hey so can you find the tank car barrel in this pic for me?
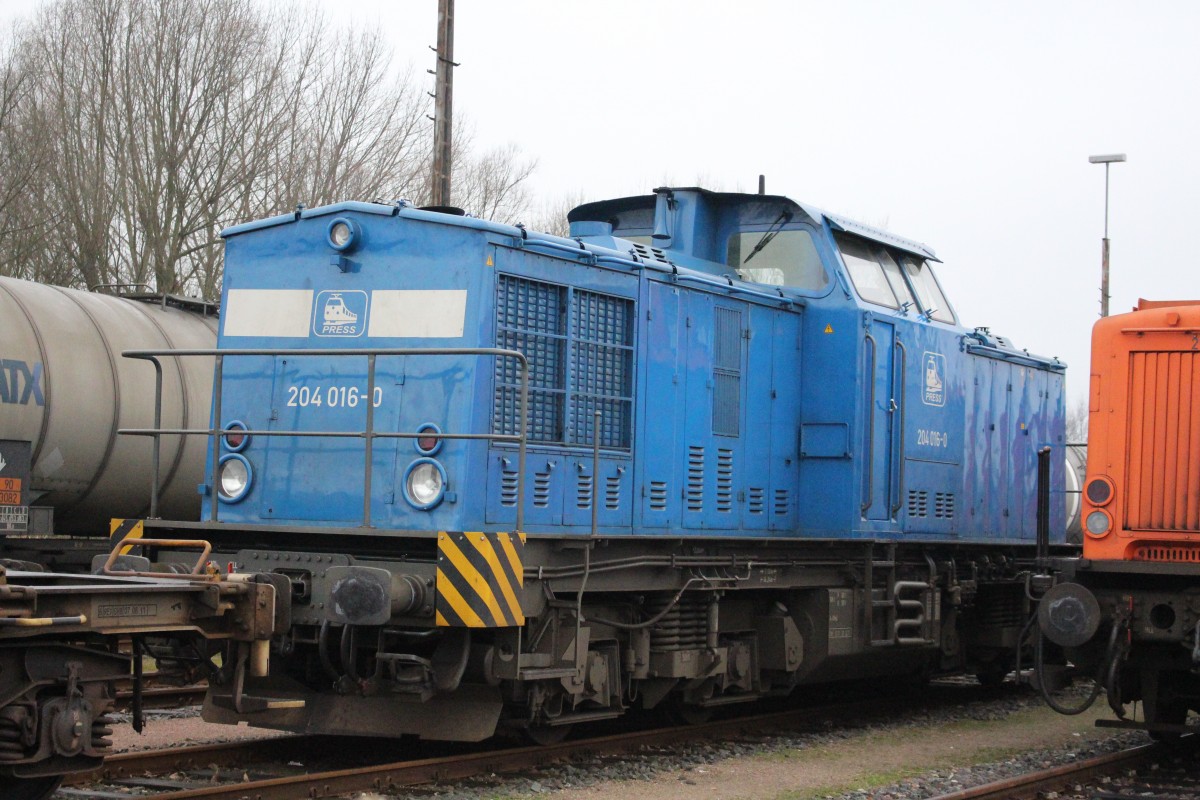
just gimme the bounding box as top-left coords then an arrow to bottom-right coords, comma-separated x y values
0,277 -> 216,532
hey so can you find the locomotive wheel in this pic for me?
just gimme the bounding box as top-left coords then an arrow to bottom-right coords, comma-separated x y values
525,723 -> 572,746
1143,671 -> 1188,742
0,774 -> 63,800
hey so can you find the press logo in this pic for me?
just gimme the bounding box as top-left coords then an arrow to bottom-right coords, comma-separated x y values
313,290 -> 368,337
922,351 -> 946,407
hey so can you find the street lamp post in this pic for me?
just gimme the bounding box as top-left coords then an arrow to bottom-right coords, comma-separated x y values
1088,153 -> 1126,317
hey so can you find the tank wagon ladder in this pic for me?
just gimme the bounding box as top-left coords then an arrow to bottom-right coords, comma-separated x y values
864,543 -> 936,647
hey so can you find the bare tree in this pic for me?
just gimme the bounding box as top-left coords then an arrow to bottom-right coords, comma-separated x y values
453,140 -> 536,223
1066,396 -> 1089,445
0,0 -> 539,298
523,190 -> 591,238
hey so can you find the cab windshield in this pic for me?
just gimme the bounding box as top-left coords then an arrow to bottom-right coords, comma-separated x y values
835,232 -> 955,323
726,229 -> 829,292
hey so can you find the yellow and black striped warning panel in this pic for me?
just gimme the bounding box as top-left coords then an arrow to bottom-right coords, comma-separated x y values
436,531 -> 525,628
109,519 -> 144,555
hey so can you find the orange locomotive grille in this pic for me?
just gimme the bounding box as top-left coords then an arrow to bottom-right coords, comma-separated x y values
1125,351 -> 1200,532
1130,543 -> 1200,562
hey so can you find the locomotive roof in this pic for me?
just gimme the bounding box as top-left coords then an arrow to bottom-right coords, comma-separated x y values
222,190 -> 939,264
569,187 -> 940,263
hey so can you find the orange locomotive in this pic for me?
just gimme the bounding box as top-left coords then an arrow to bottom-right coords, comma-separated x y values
1039,299 -> 1200,733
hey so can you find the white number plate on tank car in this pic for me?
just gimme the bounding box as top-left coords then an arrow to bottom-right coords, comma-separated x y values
286,385 -> 383,408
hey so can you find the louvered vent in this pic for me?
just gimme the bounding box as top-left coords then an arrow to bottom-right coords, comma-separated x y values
716,449 -> 734,512
934,492 -> 955,519
687,446 -> 705,511
500,467 -> 519,507
748,487 -> 765,515
534,471 -> 552,508
649,481 -> 668,510
629,242 -> 672,266
774,488 -> 790,516
908,490 -> 928,518
576,471 -> 593,509
1125,351 -> 1200,532
1131,544 -> 1200,563
606,475 -> 621,510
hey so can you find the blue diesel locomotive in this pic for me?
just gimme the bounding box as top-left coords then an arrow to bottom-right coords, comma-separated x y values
137,187 -> 1066,741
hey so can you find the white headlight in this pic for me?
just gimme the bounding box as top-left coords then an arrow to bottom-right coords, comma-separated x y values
1085,510 -> 1111,536
405,459 -> 445,509
330,221 -> 352,248
218,455 -> 251,503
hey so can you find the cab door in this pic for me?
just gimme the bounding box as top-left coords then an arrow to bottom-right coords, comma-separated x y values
862,320 -> 899,520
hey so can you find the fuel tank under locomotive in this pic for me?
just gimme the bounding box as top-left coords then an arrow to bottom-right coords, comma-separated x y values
0,277 -> 216,533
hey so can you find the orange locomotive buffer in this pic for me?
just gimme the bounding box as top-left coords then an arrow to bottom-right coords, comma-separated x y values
1083,299 -> 1200,561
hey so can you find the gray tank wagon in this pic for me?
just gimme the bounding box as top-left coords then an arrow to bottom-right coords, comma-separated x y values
0,277 -> 216,533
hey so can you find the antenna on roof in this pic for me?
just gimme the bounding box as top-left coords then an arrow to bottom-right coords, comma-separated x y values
758,175 -> 766,195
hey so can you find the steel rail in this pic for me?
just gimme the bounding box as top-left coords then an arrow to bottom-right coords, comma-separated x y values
928,740 -> 1184,800
64,685 -> 1010,800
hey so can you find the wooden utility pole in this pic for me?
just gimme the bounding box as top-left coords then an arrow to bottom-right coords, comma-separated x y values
430,0 -> 455,207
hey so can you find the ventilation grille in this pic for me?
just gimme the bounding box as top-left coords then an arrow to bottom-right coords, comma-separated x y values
649,481 -> 668,511
713,307 -> 742,437
576,472 -> 593,509
570,289 -> 634,448
494,275 -> 633,449
774,488 -> 790,516
1125,351 -> 1200,532
500,467 -> 519,507
606,475 -> 621,510
534,471 -> 552,508
748,487 -> 765,515
908,490 -> 955,520
1131,544 -> 1200,563
648,595 -> 708,651
716,449 -> 734,512
494,275 -> 565,443
687,446 -> 705,511
934,492 -> 955,519
629,242 -> 672,265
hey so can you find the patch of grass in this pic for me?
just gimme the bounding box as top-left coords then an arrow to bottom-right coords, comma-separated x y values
772,767 -> 925,800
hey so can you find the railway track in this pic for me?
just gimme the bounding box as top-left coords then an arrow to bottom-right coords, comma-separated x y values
59,682 -> 999,800
929,739 -> 1199,800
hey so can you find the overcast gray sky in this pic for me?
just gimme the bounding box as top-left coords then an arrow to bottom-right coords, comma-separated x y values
6,0 -> 1198,403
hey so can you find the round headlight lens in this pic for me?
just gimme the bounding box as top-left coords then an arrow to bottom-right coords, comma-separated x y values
415,423 -> 442,455
1085,477 -> 1113,506
330,221 -> 351,247
404,458 -> 446,510
327,217 -> 358,251
223,420 -> 249,452
217,454 -> 252,503
1085,510 -> 1112,537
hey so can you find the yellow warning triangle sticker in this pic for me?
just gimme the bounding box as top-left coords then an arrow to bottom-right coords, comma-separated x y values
486,254 -> 494,267
823,324 -> 834,334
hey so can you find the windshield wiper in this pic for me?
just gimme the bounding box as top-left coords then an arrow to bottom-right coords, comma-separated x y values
742,210 -> 793,264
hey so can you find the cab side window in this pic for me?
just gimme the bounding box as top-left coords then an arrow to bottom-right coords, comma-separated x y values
900,255 -> 955,323
836,233 -> 898,308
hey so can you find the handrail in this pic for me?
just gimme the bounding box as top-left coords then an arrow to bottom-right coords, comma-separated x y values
861,334 -> 877,515
120,347 -> 530,531
103,537 -> 214,580
891,340 -> 908,517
